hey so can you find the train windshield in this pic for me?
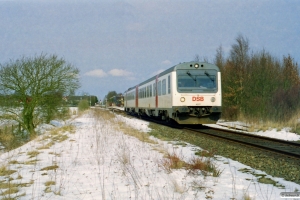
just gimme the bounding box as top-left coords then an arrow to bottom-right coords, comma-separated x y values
177,69 -> 218,93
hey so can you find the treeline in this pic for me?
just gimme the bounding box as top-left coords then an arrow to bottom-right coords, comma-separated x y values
103,91 -> 123,106
214,35 -> 300,124
66,95 -> 98,107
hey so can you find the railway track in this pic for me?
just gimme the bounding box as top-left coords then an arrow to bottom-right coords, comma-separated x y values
184,125 -> 300,159
109,107 -> 300,159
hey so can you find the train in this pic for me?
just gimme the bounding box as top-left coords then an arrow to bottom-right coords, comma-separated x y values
124,61 -> 221,124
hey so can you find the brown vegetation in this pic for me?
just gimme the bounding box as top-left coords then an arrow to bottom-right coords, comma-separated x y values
216,35 -> 300,132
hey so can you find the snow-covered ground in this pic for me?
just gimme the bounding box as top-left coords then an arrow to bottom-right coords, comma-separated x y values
0,108 -> 299,199
209,121 -> 300,141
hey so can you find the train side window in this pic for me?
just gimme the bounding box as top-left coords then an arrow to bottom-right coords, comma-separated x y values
153,83 -> 156,96
150,84 -> 152,97
146,86 -> 148,98
162,79 -> 166,95
168,75 -> 171,94
158,81 -> 161,96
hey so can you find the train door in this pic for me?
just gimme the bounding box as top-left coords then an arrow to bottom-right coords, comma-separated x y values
135,85 -> 138,108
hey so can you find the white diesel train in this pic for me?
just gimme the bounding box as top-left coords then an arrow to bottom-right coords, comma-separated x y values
124,61 -> 221,124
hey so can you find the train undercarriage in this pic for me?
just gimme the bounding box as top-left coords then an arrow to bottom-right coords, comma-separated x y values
125,106 -> 221,124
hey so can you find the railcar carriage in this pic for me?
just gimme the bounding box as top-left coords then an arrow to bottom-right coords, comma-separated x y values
124,61 -> 221,124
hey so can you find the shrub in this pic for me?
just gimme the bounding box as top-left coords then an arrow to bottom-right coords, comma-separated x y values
78,99 -> 89,112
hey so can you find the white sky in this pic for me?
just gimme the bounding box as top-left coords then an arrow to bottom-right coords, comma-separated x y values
0,0 -> 299,100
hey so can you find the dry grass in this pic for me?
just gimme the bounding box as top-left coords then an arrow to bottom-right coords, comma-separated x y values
0,186 -> 19,196
8,160 -> 20,165
92,108 -> 115,121
44,180 -> 56,194
0,125 -> 21,150
157,147 -> 223,177
0,131 -> 14,146
0,165 -> 30,199
93,108 -> 156,144
0,165 -> 16,176
37,124 -> 75,150
195,149 -> 216,157
187,157 -> 210,173
23,159 -> 40,165
59,125 -> 76,134
48,152 -> 61,157
44,180 -> 56,186
40,165 -> 59,171
160,149 -> 187,172
115,120 -> 156,144
37,142 -> 54,150
27,150 -> 40,158
238,111 -> 300,134
187,156 -> 222,177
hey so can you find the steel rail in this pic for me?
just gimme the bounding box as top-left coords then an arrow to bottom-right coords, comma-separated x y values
185,126 -> 300,159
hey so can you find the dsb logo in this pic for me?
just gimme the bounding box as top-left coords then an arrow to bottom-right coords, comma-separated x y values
192,96 -> 204,101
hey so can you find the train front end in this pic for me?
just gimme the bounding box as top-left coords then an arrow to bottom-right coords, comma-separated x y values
172,62 -> 221,124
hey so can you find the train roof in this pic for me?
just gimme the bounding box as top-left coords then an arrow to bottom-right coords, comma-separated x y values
124,61 -> 220,92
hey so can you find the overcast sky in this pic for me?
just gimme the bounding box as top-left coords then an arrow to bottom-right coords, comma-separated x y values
1,0 -> 299,100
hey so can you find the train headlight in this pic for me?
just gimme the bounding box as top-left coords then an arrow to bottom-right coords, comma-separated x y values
194,63 -> 199,68
180,97 -> 185,102
211,97 -> 216,102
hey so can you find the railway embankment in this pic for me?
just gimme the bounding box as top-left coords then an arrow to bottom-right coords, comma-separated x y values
147,121 -> 300,185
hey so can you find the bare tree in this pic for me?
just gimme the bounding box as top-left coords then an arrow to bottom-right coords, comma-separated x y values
194,54 -> 200,62
229,34 -> 250,112
0,54 -> 80,137
230,34 -> 249,68
214,45 -> 225,70
194,54 -> 209,63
